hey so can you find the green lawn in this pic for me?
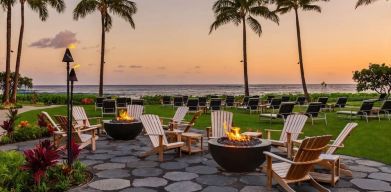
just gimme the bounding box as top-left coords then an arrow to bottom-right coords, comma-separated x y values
16,103 -> 391,165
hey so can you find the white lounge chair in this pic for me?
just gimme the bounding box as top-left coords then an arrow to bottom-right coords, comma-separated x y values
126,105 -> 144,120
206,110 -> 233,138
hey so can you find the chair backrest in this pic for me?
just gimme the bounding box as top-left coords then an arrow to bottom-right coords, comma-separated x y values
95,97 -> 104,107
127,105 -> 144,120
296,96 -> 306,105
277,102 -> 295,118
173,106 -> 189,123
326,123 -> 358,154
162,96 -> 171,104
211,111 -> 233,138
198,97 -> 207,107
358,101 -> 374,114
270,98 -> 282,109
210,99 -> 222,110
116,97 -> 127,108
252,95 -> 260,99
41,111 -> 61,132
54,115 -> 83,143
183,96 -> 189,104
305,102 -> 322,117
335,97 -> 348,108
285,135 -> 332,180
247,98 -> 259,109
103,99 -> 116,113
187,99 -> 199,110
132,99 -> 144,106
279,114 -> 308,142
72,106 -> 90,127
173,96 -> 184,107
380,100 -> 391,112
183,110 -> 202,132
266,95 -> 275,103
140,114 -> 168,147
210,95 -> 219,99
317,97 -> 328,108
242,96 -> 250,106
126,98 -> 132,105
225,96 -> 235,106
281,96 -> 290,102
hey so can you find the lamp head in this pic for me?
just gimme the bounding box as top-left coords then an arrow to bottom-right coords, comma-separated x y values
69,68 -> 78,82
62,48 -> 74,63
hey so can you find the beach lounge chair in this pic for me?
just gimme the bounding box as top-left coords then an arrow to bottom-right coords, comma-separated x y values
295,96 -> 306,105
102,99 -> 116,116
329,97 -> 348,111
304,102 -> 327,125
240,96 -> 250,108
140,114 -> 184,161
198,97 -> 208,112
210,95 -> 219,99
378,93 -> 388,101
161,106 -> 189,129
206,111 -> 233,138
73,106 -> 103,133
183,96 -> 189,105
317,97 -> 329,110
260,102 -> 295,122
161,96 -> 172,106
116,97 -> 127,109
42,111 -> 65,147
267,98 -> 282,112
265,114 -> 308,158
373,100 -> 391,120
173,96 -> 184,107
225,96 -> 235,108
266,95 -> 275,103
247,98 -> 260,114
126,105 -> 144,120
54,115 -> 99,151
132,99 -> 144,106
95,97 -> 104,111
126,97 -> 132,106
281,96 -> 290,102
186,99 -> 199,113
209,99 -> 222,112
264,135 -> 332,192
337,100 -> 376,122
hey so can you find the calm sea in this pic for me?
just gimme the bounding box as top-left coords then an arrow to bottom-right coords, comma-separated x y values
30,84 -> 358,96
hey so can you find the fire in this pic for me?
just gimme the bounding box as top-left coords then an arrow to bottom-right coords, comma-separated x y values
68,43 -> 77,49
117,110 -> 134,121
224,123 -> 249,142
72,64 -> 81,69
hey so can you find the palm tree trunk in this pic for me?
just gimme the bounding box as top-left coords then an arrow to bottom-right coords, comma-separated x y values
294,8 -> 310,102
242,17 -> 249,96
3,1 -> 12,104
11,0 -> 25,103
99,13 -> 106,96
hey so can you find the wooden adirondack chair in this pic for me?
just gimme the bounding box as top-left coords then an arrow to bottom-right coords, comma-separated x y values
264,135 -> 332,192
265,114 -> 308,158
72,106 -> 103,134
42,111 -> 66,147
54,115 -> 99,151
140,114 -> 184,161
161,106 -> 189,129
126,105 -> 144,120
41,111 -> 62,132
206,111 -> 233,138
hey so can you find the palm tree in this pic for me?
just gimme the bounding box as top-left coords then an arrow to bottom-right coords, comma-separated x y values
11,0 -> 65,103
209,0 -> 279,96
73,0 -> 137,96
1,0 -> 15,104
356,0 -> 384,8
273,0 -> 329,102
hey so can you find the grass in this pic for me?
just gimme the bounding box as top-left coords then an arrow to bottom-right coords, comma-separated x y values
14,103 -> 391,165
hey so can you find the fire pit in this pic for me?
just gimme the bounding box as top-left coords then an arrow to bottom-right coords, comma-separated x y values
208,127 -> 271,172
103,111 -> 143,140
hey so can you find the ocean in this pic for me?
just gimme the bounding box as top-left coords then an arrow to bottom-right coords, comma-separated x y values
30,84 -> 358,96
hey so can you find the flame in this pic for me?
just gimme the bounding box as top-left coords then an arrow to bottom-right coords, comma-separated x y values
117,110 -> 134,121
72,64 -> 80,69
224,122 -> 249,142
68,43 -> 77,49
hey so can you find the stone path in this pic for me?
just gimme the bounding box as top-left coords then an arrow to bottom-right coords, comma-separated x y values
1,132 -> 391,192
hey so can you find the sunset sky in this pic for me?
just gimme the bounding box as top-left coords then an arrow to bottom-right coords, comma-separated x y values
0,0 -> 390,85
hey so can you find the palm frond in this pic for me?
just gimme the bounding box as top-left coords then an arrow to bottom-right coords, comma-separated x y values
73,0 -> 99,20
108,0 -> 137,29
44,0 -> 65,13
356,0 -> 379,8
246,16 -> 262,36
249,6 -> 279,24
209,13 -> 242,34
28,0 -> 49,21
301,4 -> 321,12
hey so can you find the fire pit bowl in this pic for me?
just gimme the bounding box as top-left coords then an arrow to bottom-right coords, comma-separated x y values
208,138 -> 271,172
103,120 -> 143,140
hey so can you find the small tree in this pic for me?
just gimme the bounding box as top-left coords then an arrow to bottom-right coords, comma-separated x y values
353,63 -> 391,98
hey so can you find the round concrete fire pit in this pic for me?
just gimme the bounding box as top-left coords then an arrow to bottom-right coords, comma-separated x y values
103,120 -> 143,140
208,138 -> 271,172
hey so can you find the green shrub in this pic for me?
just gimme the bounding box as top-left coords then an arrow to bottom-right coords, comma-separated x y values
0,151 -> 29,191
13,125 -> 49,142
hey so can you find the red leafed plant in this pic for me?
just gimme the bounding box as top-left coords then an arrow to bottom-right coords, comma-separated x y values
70,139 -> 81,161
21,140 -> 60,185
81,98 -> 93,105
37,114 -> 48,128
1,120 -> 13,136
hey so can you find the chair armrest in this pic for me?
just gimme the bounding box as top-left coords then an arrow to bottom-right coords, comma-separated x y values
54,131 -> 65,135
160,117 -> 173,120
206,127 -> 211,138
145,133 -> 164,136
79,127 -> 99,132
328,144 -> 344,148
264,152 -> 294,164
88,117 -> 102,120
265,129 -> 282,139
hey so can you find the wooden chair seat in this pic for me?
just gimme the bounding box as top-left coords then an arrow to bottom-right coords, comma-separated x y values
165,142 -> 185,149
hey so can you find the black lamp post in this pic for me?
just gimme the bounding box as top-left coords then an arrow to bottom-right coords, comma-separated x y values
62,48 -> 74,166
69,68 -> 78,162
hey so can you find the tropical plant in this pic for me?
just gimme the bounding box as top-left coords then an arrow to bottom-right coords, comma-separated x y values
0,151 -> 29,191
37,113 -> 48,128
0,72 -> 34,98
0,109 -> 19,139
11,0 -> 65,103
210,0 -> 279,96
73,0 -> 137,96
356,0 -> 386,8
353,63 -> 391,98
0,0 -> 16,104
273,0 -> 329,102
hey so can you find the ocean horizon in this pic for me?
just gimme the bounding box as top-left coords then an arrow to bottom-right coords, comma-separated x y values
29,84 -> 361,96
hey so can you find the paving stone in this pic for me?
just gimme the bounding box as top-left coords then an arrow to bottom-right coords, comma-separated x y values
164,181 -> 202,192
108,150 -> 133,156
351,178 -> 391,191
196,175 -> 237,186
340,155 -> 359,160
81,160 -> 102,166
351,171 -> 368,178
160,161 -> 188,170
119,188 -> 157,192
0,145 -> 17,151
132,168 -> 163,177
239,175 -> 267,186
177,156 -> 207,164
186,165 -> 219,174
93,163 -> 125,170
380,166 -> 391,173
87,154 -> 112,160
369,172 -> 391,182
68,187 -> 101,192
96,169 -> 130,178
202,186 -> 238,192
331,188 -> 360,192
111,156 -> 139,163
91,149 -> 112,154
349,165 -> 379,173
240,186 -> 277,192
133,177 -> 167,188
89,179 -> 130,191
127,161 -> 158,168
202,160 -> 219,168
163,172 -> 199,181
145,154 -> 175,161
334,179 -> 353,188
355,159 -> 385,167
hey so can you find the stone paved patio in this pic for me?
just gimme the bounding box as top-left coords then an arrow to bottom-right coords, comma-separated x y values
1,131 -> 391,192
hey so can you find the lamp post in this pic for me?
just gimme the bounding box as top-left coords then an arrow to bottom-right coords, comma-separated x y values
69,68 -> 78,162
62,48 -> 74,166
